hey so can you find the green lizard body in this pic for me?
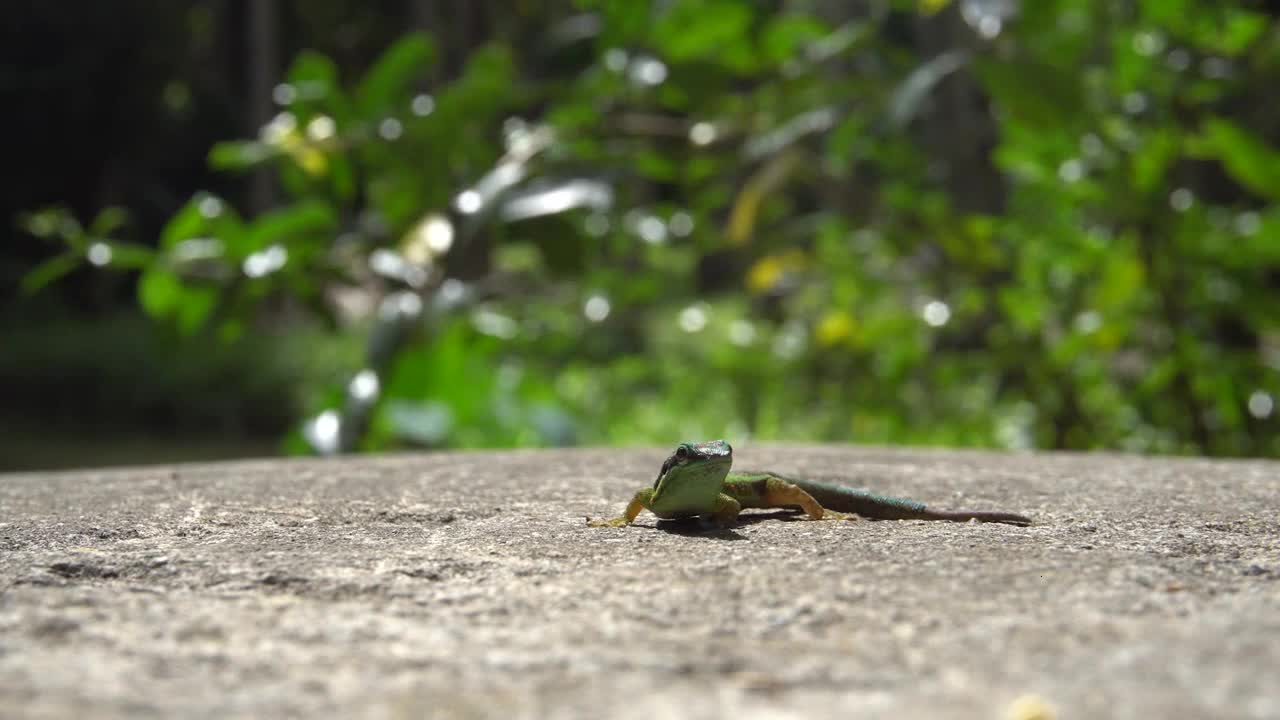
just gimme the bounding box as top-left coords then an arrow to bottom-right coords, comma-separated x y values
588,440 -> 1032,528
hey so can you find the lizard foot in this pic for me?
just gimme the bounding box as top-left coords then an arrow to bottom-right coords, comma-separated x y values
586,517 -> 630,528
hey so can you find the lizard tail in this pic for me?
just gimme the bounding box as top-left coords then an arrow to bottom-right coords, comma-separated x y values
789,478 -> 1032,526
788,479 -> 931,520
917,509 -> 1032,526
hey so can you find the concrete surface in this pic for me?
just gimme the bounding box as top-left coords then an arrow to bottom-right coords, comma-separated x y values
1,445 -> 1277,719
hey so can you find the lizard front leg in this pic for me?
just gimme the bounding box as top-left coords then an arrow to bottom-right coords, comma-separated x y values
588,488 -> 654,527
706,492 -> 743,527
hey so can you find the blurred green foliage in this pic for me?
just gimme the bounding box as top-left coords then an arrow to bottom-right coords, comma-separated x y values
21,0 -> 1280,457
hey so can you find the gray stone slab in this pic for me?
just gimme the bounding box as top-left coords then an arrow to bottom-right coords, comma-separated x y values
1,445 -> 1277,719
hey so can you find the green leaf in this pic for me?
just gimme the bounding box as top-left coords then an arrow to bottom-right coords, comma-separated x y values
1130,128 -> 1179,193
1217,10 -> 1267,55
288,51 -> 354,124
137,267 -> 217,333
89,242 -> 155,269
161,194 -> 246,257
635,149 -> 679,181
138,267 -> 184,318
1194,118 -> 1280,201
160,197 -> 208,249
585,0 -> 650,46
357,33 -> 435,119
1139,0 -> 1190,28
288,51 -> 341,100
236,202 -> 336,256
1242,209 -> 1280,263
427,45 -> 516,147
761,14 -> 830,64
20,207 -> 66,239
1093,253 -> 1145,310
977,58 -> 1082,130
888,51 -> 969,128
209,141 -> 275,171
20,206 -> 83,247
998,287 -> 1045,333
384,324 -> 500,421
20,252 -> 80,295
327,154 -> 357,201
654,1 -> 754,66
175,288 -> 219,335
87,206 -> 128,237
384,400 -> 454,446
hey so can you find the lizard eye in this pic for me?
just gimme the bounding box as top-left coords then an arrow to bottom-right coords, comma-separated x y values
655,456 -> 677,488
675,445 -> 689,459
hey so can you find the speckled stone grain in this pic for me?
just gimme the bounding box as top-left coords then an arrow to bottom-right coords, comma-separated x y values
1,445 -> 1277,719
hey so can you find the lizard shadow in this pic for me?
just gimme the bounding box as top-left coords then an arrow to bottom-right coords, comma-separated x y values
653,509 -> 809,540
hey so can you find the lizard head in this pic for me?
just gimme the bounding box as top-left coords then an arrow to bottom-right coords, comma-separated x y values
650,441 -> 734,512
654,440 -> 734,486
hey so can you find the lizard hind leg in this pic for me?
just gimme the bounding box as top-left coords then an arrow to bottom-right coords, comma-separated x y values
763,477 -> 842,521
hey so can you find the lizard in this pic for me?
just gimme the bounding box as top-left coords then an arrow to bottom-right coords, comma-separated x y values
588,440 -> 1032,528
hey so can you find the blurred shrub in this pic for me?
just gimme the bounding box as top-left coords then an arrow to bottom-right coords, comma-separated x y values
24,0 -> 1280,456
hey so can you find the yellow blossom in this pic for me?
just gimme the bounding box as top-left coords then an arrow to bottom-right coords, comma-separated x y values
816,310 -> 855,346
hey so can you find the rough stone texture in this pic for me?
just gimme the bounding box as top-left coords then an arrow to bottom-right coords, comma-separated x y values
1,445 -> 1277,719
